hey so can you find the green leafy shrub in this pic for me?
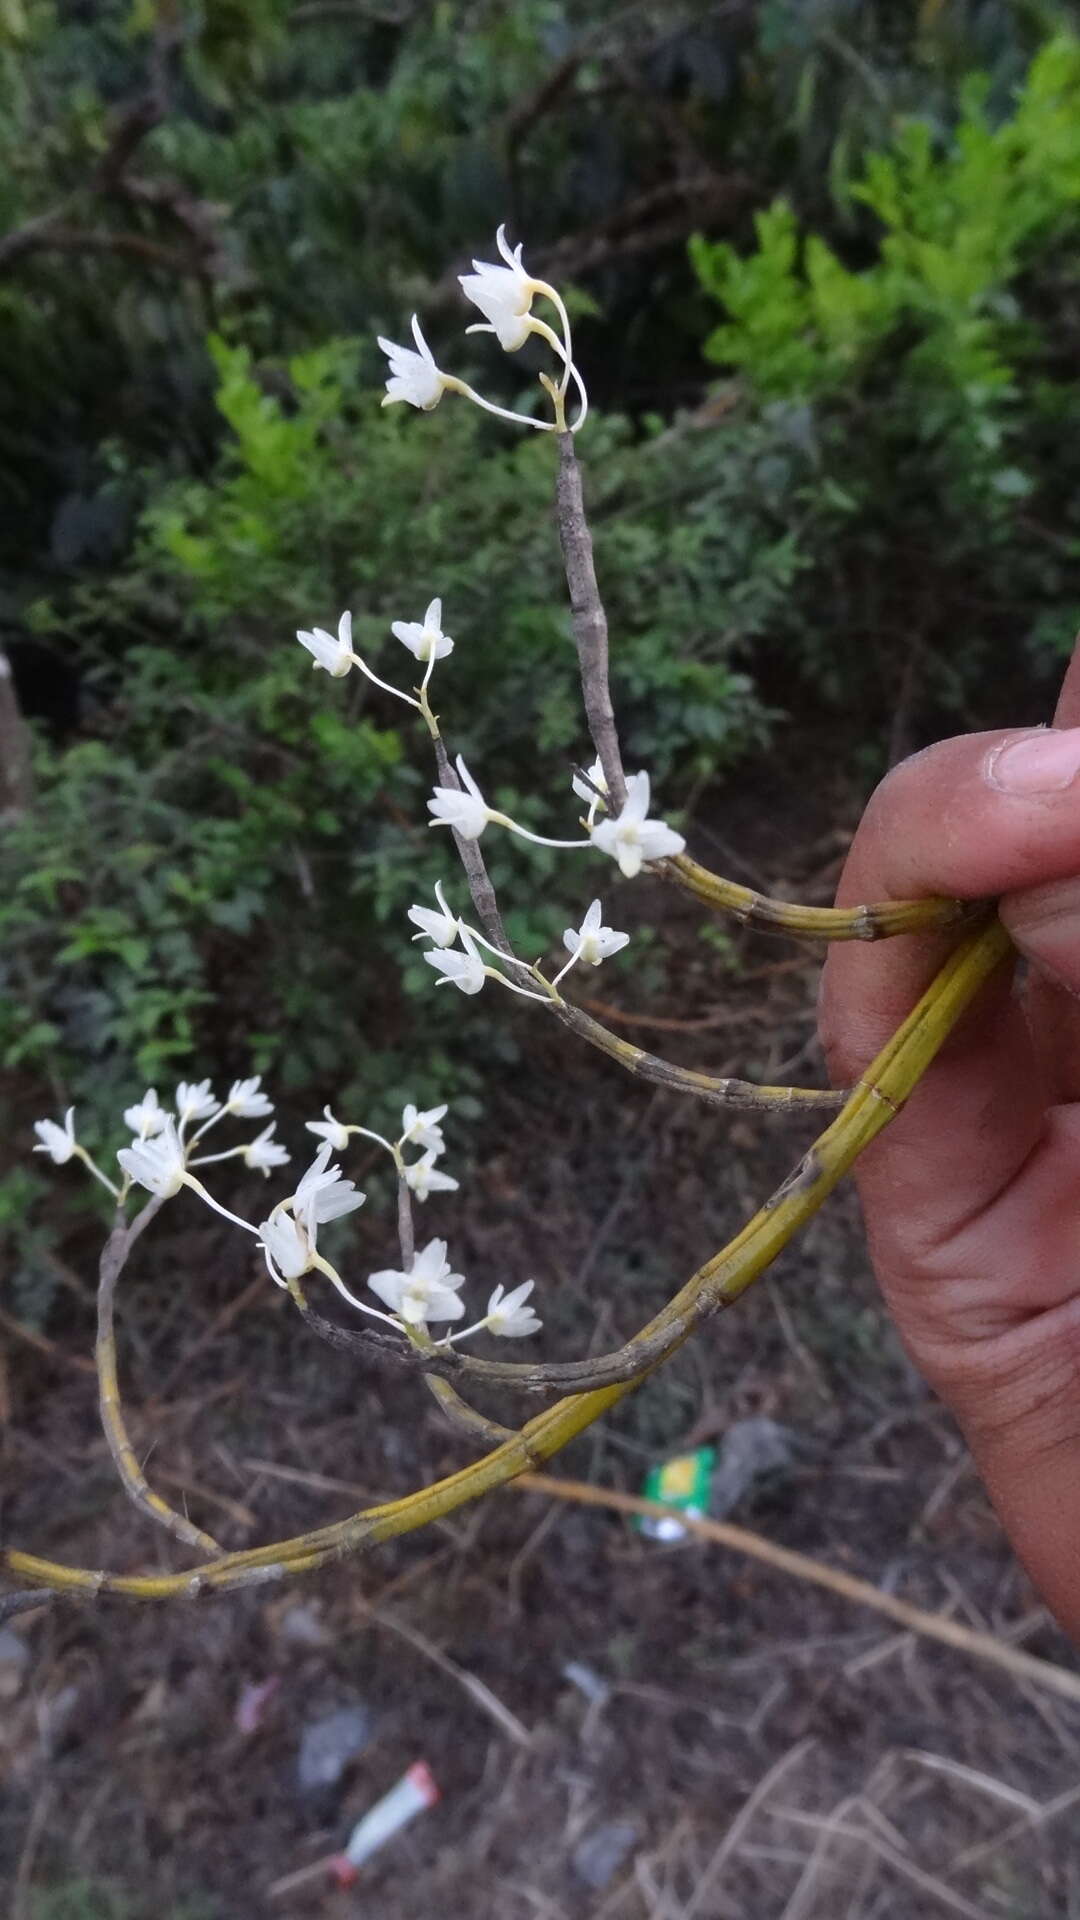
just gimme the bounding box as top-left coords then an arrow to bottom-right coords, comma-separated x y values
689,31 -> 1080,714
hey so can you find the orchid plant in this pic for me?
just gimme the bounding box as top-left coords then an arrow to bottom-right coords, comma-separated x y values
5,228 -> 1006,1608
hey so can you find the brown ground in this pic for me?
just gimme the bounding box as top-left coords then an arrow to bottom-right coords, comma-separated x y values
3,782 -> 1080,1920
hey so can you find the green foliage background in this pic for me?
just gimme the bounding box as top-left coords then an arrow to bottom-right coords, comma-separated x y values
3,0 -> 1080,1308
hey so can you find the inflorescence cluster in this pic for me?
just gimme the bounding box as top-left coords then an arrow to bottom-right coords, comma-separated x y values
31,229 -> 689,1365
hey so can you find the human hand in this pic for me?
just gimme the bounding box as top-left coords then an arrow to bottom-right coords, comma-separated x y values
820,647 -> 1080,1638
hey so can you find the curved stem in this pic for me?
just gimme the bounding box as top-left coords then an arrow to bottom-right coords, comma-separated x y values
550,947 -> 581,991
182,1175 -> 259,1236
348,651 -> 420,711
483,966 -> 554,1003
186,1107 -> 227,1151
442,374 -> 556,433
349,1125 -> 399,1162
419,647 -> 438,698
186,1147 -> 243,1168
527,316 -> 588,429
311,1252 -> 402,1328
487,809 -> 592,849
528,279 -> 574,394
74,1146 -> 120,1200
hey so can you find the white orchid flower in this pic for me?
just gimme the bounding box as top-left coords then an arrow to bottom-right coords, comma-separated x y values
124,1088 -> 167,1141
368,1237 -> 466,1325
305,1106 -> 351,1152
408,879 -> 460,949
572,756 -> 608,826
226,1076 -> 274,1119
117,1118 -> 186,1199
561,900 -> 630,969
243,1124 -> 291,1177
378,315 -> 446,411
400,1102 -> 448,1154
291,1139 -> 365,1233
571,758 -> 607,805
34,1107 -> 120,1198
459,226 -> 535,352
259,1212 -> 313,1285
33,1108 -> 78,1166
485,1279 -> 542,1338
589,771 -> 685,879
423,925 -> 487,995
391,598 -> 453,665
427,754 -> 588,855
427,754 -> 490,840
297,610 -> 355,678
176,1079 -> 218,1126
404,1151 -> 460,1202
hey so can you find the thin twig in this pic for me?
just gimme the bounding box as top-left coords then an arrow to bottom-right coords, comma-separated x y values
0,1304 -> 96,1376
514,1474 -> 1080,1707
11,1782 -> 54,1920
683,1740 -> 815,1918
151,1271 -> 267,1403
0,1590 -> 54,1625
363,1601 -> 531,1745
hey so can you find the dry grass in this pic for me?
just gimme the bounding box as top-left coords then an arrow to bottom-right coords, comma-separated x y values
3,798 -> 1080,1918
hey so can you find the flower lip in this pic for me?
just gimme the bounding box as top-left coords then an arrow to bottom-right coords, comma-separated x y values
589,770 -> 685,879
124,1088 -> 167,1142
485,1278 -> 542,1338
368,1237 -> 467,1325
404,1151 -> 460,1201
305,1105 -> 350,1152
243,1123 -> 291,1175
298,610 -> 353,678
401,1102 -> 448,1153
424,926 -> 487,995
117,1117 -> 186,1199
458,226 -> 537,352
408,879 -> 460,948
378,315 -> 446,411
260,1212 -> 313,1284
33,1107 -> 78,1165
572,757 -> 608,804
562,899 -> 630,968
227,1075 -> 274,1119
292,1138 -> 365,1231
391,597 -> 454,664
427,754 -> 490,840
176,1078 -> 218,1124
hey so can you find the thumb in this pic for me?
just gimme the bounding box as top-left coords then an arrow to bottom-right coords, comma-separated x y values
989,730 -> 1080,1095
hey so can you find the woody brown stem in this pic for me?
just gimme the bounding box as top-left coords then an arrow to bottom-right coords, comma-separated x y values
555,432 -> 627,810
